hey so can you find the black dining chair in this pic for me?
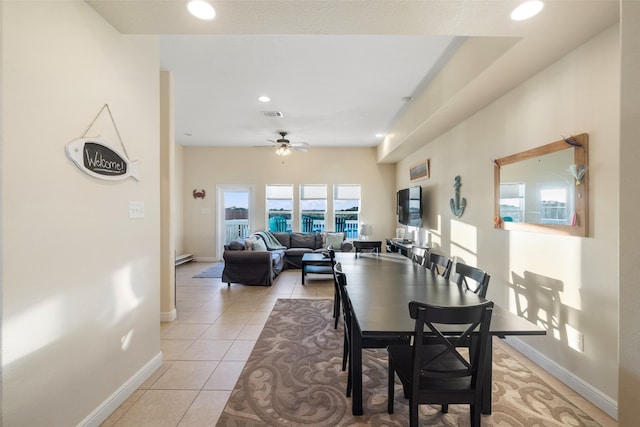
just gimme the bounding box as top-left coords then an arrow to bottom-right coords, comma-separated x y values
387,300 -> 494,427
454,262 -> 491,298
427,252 -> 453,279
410,247 -> 429,267
335,269 -> 411,396
328,249 -> 342,328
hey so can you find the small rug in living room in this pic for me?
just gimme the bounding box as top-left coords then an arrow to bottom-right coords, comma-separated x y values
193,263 -> 224,278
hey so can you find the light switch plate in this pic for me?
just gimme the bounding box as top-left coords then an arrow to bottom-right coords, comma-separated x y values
129,201 -> 145,219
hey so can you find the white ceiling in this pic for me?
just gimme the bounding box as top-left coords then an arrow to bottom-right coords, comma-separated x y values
87,0 -> 619,161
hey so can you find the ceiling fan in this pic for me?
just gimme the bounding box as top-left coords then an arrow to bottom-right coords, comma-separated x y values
265,131 -> 310,156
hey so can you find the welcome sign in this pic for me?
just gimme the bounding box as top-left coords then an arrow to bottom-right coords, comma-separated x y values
66,136 -> 140,181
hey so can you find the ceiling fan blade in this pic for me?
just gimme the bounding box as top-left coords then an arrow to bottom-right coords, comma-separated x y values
293,147 -> 309,153
291,141 -> 309,147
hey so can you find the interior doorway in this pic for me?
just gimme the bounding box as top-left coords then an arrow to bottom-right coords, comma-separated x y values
217,185 -> 254,257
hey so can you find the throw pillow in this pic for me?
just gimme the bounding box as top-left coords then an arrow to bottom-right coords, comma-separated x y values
244,235 -> 258,251
252,239 -> 267,251
228,240 -> 244,250
326,232 -> 344,250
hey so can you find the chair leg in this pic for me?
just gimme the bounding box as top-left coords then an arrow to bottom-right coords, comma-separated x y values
441,403 -> 449,413
342,334 -> 348,371
387,365 -> 395,414
346,357 -> 352,397
470,403 -> 481,427
409,398 -> 418,427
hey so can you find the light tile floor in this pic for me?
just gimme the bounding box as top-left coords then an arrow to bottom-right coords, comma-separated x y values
101,262 -> 617,427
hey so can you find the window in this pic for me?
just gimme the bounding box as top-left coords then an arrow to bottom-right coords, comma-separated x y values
334,184 -> 360,238
266,184 -> 293,232
300,184 -> 326,232
499,182 -> 525,223
539,186 -> 570,225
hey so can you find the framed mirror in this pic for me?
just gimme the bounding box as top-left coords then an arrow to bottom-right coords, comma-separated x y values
494,133 -> 589,236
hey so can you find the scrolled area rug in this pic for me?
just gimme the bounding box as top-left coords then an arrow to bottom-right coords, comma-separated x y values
216,299 -> 602,427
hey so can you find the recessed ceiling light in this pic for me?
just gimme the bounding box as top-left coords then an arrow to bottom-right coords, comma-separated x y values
258,96 -> 271,103
375,133 -> 385,138
186,0 -> 216,21
511,1 -> 544,21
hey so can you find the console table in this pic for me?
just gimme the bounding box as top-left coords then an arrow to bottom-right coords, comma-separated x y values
353,240 -> 382,257
386,239 -> 425,257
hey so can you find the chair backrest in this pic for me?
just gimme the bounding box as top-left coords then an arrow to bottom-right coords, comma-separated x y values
335,271 -> 351,326
328,248 -> 336,264
454,263 -> 490,298
408,300 -> 493,387
428,253 -> 452,279
411,247 -> 428,266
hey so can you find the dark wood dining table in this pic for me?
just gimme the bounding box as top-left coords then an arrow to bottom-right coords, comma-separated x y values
334,252 -> 547,416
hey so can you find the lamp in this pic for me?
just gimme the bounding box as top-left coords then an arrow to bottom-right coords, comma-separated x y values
359,224 -> 372,240
569,164 -> 587,185
186,0 -> 216,20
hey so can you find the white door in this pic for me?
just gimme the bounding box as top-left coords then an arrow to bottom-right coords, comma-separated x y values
217,185 -> 254,256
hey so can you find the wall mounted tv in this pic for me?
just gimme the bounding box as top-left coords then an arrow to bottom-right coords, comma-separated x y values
397,185 -> 422,227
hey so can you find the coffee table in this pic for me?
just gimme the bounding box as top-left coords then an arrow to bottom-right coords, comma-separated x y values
301,253 -> 334,284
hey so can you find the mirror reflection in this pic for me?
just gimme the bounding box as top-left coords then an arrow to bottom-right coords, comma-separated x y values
499,149 -> 575,225
494,133 -> 588,236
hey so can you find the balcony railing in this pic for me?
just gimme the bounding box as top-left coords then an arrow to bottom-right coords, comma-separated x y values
227,218 -> 360,242
225,220 -> 249,243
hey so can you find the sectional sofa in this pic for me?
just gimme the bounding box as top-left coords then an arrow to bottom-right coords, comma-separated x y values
222,231 -> 353,286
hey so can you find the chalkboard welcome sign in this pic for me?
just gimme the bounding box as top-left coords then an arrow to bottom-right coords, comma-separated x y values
66,137 -> 140,181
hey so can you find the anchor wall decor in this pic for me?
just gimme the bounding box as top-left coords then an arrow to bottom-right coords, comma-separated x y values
449,175 -> 466,218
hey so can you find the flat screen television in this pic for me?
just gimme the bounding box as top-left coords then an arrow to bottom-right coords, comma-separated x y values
397,185 -> 422,227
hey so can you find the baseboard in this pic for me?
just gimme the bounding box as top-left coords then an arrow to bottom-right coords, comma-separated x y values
77,352 -> 163,427
160,308 -> 177,322
505,337 -> 618,420
194,256 -> 217,262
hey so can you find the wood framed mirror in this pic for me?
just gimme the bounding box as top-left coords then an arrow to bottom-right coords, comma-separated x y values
494,133 -> 589,236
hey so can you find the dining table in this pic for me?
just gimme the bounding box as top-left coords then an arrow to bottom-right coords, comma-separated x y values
334,251 -> 547,416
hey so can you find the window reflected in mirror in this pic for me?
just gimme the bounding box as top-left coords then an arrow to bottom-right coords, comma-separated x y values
494,133 -> 588,236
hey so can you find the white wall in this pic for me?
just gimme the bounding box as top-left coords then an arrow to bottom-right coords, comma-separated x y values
181,146 -> 395,260
618,1 -> 640,424
395,25 -> 620,414
2,2 -> 161,425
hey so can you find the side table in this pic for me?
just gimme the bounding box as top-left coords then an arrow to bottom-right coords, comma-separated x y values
301,253 -> 334,284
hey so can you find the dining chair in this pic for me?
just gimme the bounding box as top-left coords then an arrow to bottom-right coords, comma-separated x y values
410,246 -> 429,267
387,300 -> 494,427
454,262 -> 491,298
328,249 -> 342,328
335,270 -> 411,397
427,252 -> 453,279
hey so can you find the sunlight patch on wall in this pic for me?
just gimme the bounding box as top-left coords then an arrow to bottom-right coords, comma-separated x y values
4,297 -> 65,366
450,219 -> 478,265
107,264 -> 144,326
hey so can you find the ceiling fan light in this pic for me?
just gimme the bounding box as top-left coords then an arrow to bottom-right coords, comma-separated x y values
186,0 -> 216,20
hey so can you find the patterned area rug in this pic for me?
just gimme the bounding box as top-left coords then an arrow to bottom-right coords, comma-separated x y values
193,263 -> 224,278
217,299 -> 601,426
